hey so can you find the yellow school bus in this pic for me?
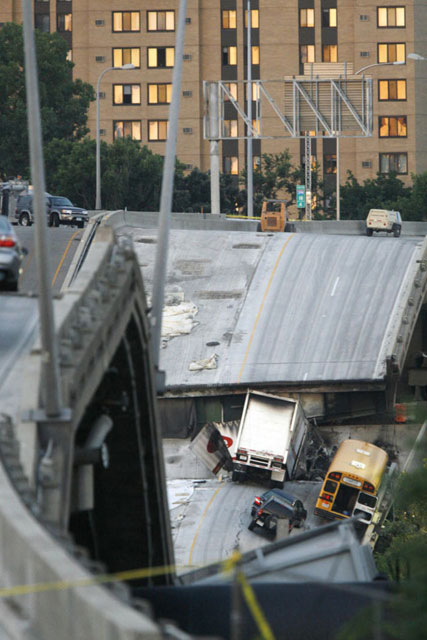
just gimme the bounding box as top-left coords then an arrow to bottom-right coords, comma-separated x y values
314,439 -> 388,526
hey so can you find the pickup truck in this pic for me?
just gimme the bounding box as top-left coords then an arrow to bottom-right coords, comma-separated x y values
231,391 -> 309,487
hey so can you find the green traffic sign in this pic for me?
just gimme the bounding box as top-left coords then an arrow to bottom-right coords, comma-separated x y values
296,185 -> 305,208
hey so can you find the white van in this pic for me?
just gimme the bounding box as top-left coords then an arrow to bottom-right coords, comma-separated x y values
366,209 -> 402,237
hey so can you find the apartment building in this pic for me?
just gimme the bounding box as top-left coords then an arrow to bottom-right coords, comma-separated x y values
1,1 -> 426,186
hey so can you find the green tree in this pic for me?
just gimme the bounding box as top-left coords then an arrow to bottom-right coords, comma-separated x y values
0,22 -> 94,179
340,171 -> 414,220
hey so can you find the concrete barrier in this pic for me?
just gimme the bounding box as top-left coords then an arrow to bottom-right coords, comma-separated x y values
92,210 -> 427,236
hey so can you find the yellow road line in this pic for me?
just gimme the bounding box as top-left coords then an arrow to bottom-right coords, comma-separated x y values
51,230 -> 80,287
237,234 -> 295,383
188,484 -> 224,567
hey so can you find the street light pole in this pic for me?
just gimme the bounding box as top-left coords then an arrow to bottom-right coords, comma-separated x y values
95,63 -> 135,210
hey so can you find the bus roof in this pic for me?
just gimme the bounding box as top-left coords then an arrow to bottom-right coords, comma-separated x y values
328,439 -> 388,490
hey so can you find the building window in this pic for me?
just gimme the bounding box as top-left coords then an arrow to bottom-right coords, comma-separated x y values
245,9 -> 259,28
323,45 -> 338,62
378,43 -> 406,63
378,79 -> 406,100
113,48 -> 140,68
147,11 -> 175,31
300,8 -> 314,28
112,11 -> 140,32
148,83 -> 172,104
379,152 -> 407,174
113,84 -> 141,105
66,50 -> 73,62
222,10 -> 236,29
224,120 -> 238,137
251,46 -> 260,65
324,154 -> 337,174
34,14 -> 50,32
377,7 -> 405,27
379,115 -> 407,137
222,46 -> 237,66
246,83 -> 260,101
57,13 -> 72,32
147,47 -> 174,68
322,8 -> 337,27
300,45 -> 315,63
224,83 -> 238,101
253,156 -> 261,170
113,121 -> 141,141
148,120 -> 169,141
223,156 -> 239,175
252,119 -> 261,135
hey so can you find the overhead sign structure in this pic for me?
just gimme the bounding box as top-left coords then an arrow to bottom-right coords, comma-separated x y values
296,185 -> 306,208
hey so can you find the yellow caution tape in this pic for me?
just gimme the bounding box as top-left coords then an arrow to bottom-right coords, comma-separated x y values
0,564 -> 177,598
223,551 -> 276,640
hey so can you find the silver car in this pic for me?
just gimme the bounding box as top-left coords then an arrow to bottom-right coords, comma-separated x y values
0,216 -> 27,291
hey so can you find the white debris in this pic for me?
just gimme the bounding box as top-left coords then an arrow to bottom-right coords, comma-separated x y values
161,300 -> 198,346
189,353 -> 219,371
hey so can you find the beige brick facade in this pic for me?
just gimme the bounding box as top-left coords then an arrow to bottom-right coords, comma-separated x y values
1,0 -> 426,185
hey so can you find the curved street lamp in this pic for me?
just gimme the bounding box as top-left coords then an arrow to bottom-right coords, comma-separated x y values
355,60 -> 405,75
95,63 -> 135,210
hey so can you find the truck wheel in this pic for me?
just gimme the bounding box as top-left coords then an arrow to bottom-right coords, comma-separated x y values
248,519 -> 256,531
366,228 -> 373,236
256,222 -> 262,232
19,212 -> 31,227
393,225 -> 401,238
51,213 -> 60,228
270,479 -> 284,489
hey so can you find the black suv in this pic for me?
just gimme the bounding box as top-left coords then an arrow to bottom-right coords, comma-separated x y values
248,489 -> 307,539
16,194 -> 88,228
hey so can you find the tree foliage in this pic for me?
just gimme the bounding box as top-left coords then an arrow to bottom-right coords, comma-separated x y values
0,22 -> 94,179
340,171 -> 427,221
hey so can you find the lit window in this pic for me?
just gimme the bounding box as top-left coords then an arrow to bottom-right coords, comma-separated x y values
251,46 -> 260,65
224,120 -> 238,137
245,9 -> 259,28
300,9 -> 314,28
377,7 -> 405,27
66,50 -> 73,62
222,46 -> 237,66
379,152 -> 407,174
222,10 -> 236,29
224,83 -> 238,101
57,13 -> 72,31
252,119 -> 261,135
322,8 -> 337,27
113,48 -> 140,68
378,43 -> 406,63
253,156 -> 261,170
147,11 -> 175,31
148,83 -> 172,104
112,11 -> 140,32
323,45 -> 338,62
378,79 -> 406,101
300,45 -> 315,63
379,116 -> 407,137
147,47 -> 175,68
113,121 -> 141,141
223,156 -> 239,175
246,83 -> 260,101
324,154 -> 337,174
113,84 -> 141,105
148,120 -> 169,141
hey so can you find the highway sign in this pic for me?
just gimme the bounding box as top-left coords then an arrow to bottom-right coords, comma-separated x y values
296,185 -> 305,208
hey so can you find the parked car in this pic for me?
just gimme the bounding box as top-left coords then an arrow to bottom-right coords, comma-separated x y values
15,193 -> 88,229
248,489 -> 307,539
0,216 -> 28,291
366,209 -> 402,237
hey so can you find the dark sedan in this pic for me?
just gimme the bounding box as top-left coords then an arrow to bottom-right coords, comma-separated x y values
248,488 -> 307,539
0,216 -> 27,291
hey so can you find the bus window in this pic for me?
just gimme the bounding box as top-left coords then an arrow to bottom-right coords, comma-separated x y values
357,492 -> 377,509
353,509 -> 372,522
332,484 -> 358,516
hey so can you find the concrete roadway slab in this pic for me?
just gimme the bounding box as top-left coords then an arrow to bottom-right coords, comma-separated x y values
121,227 -> 423,390
163,439 -> 322,575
